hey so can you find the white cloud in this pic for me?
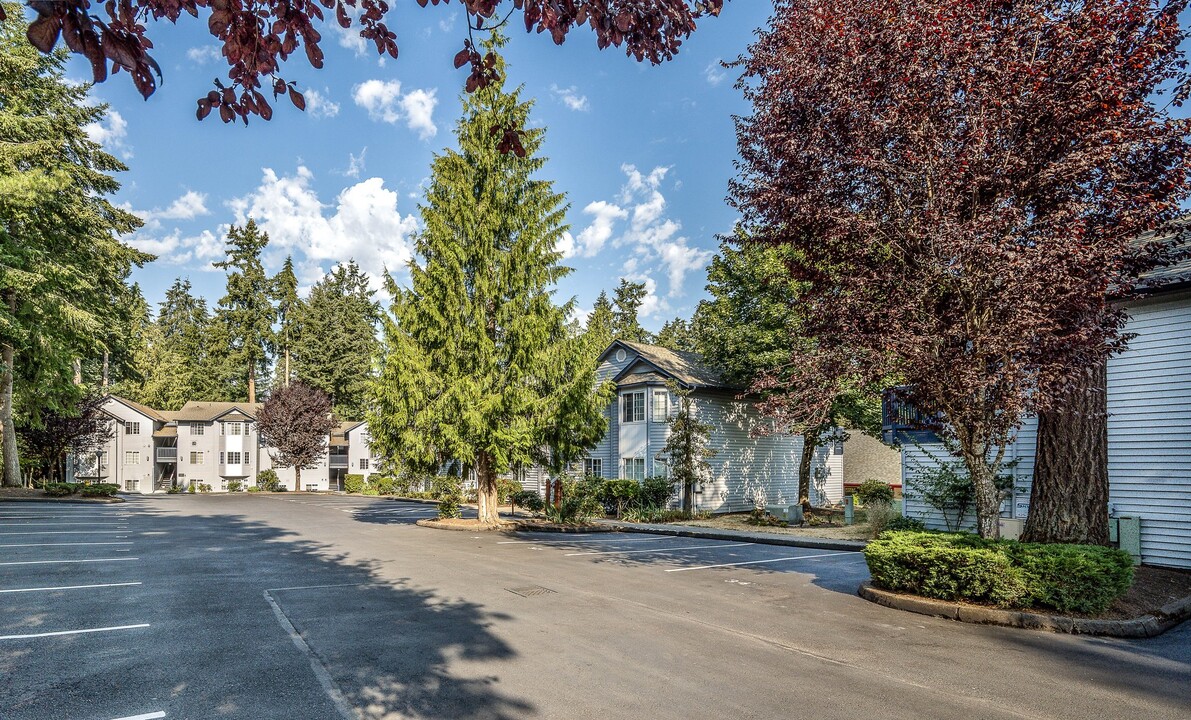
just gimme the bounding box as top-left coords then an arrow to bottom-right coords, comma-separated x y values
333,4 -> 367,56
84,110 -> 131,158
562,201 -> 628,258
304,88 -> 340,119
227,166 -> 419,291
124,228 -> 223,266
187,46 -> 223,64
439,14 -> 458,32
341,148 -> 367,179
156,191 -> 209,221
550,84 -> 590,112
352,80 -> 438,139
704,59 -> 727,86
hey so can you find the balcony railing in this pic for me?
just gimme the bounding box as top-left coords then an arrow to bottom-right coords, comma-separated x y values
881,388 -> 941,445
329,456 -> 349,469
156,447 -> 178,463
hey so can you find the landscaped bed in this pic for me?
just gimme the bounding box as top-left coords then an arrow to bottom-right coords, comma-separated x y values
416,517 -> 614,533
659,510 -> 873,542
0,486 -> 124,503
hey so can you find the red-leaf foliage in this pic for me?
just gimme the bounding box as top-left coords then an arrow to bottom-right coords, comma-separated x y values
730,0 -> 1190,532
256,381 -> 337,490
19,0 -> 723,128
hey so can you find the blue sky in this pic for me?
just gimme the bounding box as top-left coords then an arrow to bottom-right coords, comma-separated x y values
72,4 -> 776,331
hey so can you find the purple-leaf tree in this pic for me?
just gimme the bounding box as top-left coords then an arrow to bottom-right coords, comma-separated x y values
256,380 -> 337,492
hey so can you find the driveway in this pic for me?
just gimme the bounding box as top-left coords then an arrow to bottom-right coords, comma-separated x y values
2,494 -> 1187,719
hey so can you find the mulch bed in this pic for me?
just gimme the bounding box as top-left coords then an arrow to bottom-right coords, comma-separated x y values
0,487 -> 124,503
416,517 -> 613,533
1100,565 -> 1191,620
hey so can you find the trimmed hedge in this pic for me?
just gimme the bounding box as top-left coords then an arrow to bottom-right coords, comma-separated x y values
343,474 -> 366,494
44,482 -> 79,497
80,483 -> 118,497
865,531 -> 1134,614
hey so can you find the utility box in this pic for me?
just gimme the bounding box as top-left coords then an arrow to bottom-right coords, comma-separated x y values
1114,516 -> 1142,565
999,518 -> 1024,541
765,504 -> 804,525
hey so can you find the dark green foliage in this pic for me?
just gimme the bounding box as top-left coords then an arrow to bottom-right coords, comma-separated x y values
293,260 -> 380,419
656,382 -> 715,514
226,480 -> 243,492
511,489 -> 544,513
210,219 -> 275,402
271,255 -> 301,389
496,477 -> 522,504
882,515 -> 927,533
612,279 -> 651,343
654,317 -> 696,352
79,483 -> 117,497
430,475 -> 463,501
866,531 -> 1134,614
135,278 -> 215,410
43,482 -> 77,497
583,291 -> 615,357
598,478 -> 640,515
343,473 -> 366,494
255,469 -> 281,492
855,479 -> 895,506
638,475 -> 678,510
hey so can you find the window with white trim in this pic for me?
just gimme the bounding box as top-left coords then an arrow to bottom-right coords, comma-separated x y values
583,458 -> 603,477
621,457 -> 645,481
651,390 -> 669,423
191,423 -> 205,436
189,451 -> 204,464
359,458 -> 369,470
621,392 -> 645,423
124,451 -> 139,465
223,421 -> 243,436
126,422 -> 140,435
219,452 -> 225,464
226,451 -> 242,464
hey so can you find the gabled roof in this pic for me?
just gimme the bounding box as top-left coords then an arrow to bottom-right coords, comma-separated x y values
104,395 -> 167,423
1134,216 -> 1191,292
601,340 -> 735,390
171,401 -> 262,422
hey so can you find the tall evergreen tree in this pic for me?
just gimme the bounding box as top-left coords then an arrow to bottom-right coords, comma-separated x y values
654,317 -> 696,353
294,261 -> 379,420
211,219 -> 274,403
583,291 -> 615,356
0,7 -> 147,485
612,279 -> 651,343
271,255 -> 301,388
98,282 -> 151,395
369,33 -> 608,524
130,277 -> 214,408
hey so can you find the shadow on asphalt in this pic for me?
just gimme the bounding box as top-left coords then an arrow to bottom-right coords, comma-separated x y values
82,497 -> 533,720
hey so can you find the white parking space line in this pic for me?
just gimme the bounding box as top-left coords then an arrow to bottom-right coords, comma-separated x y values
0,530 -> 129,535
663,551 -> 862,572
497,536 -> 670,545
566,542 -> 754,557
0,523 -> 128,527
0,514 -> 131,519
0,541 -> 133,548
109,712 -> 166,720
0,623 -> 150,640
0,557 -> 139,566
0,582 -> 142,594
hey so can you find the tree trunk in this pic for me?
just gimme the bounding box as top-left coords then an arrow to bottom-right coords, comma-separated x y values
284,347 -> 290,389
101,350 -> 109,390
798,428 -> 821,509
682,475 -> 693,515
960,445 -> 1002,539
294,465 -> 302,493
248,364 -> 256,404
1,309 -> 20,487
476,453 -> 500,524
1022,360 -> 1110,545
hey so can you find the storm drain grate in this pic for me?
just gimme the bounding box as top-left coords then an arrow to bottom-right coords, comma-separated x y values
505,585 -> 556,598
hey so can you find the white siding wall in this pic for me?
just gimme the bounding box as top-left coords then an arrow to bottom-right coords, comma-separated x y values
347,425 -> 379,481
900,292 -> 1191,569
101,401 -> 156,493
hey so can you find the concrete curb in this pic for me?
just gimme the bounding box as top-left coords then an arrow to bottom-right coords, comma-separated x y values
416,518 -> 614,534
0,496 -> 125,504
596,520 -> 868,552
858,582 -> 1191,638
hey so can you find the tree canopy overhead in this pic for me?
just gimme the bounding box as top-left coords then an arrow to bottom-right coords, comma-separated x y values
7,0 -> 724,126
730,0 -> 1191,536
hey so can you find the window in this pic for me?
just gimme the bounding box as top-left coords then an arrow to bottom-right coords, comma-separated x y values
226,452 -> 242,464
583,458 -> 603,477
621,392 -> 645,423
126,422 -> 140,435
191,423 -> 205,436
223,422 -> 243,436
219,452 -> 225,465
305,483 -> 319,492
124,451 -> 139,465
621,457 -> 645,481
615,348 -> 626,363
189,451 -> 204,465
359,458 -> 369,470
833,441 -> 844,455
651,390 -> 669,423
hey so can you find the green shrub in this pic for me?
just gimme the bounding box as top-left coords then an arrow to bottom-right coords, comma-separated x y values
256,470 -> 281,492
746,507 -> 788,528
497,477 -> 522,504
599,479 -> 640,516
437,494 -> 462,519
198,483 -> 213,493
542,476 -> 602,524
227,480 -> 243,492
187,483 -> 196,494
44,482 -> 76,497
372,475 -> 399,495
246,486 -> 261,493
883,515 -> 927,533
855,479 -> 894,506
623,507 -> 709,523
638,475 -> 677,509
80,483 -> 118,497
511,489 -> 544,513
865,531 -> 1134,614
430,475 -> 463,501
343,474 -> 366,494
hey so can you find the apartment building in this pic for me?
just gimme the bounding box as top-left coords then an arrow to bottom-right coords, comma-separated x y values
70,395 -> 374,493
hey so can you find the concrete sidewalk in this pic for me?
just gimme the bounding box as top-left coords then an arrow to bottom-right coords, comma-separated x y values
596,518 -> 868,552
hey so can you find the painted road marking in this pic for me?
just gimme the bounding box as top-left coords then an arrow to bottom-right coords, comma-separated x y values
0,557 -> 138,566
496,536 -> 670,545
0,582 -> 142,594
0,623 -> 150,640
663,551 -> 862,572
567,542 -> 754,557
0,541 -> 133,548
0,530 -> 129,535
0,522 -> 128,526
109,712 -> 166,720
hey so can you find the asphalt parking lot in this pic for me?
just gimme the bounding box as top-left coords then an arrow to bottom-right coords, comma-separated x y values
2,494 -> 1188,720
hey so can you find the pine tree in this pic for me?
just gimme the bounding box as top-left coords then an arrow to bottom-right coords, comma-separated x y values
103,283 -> 151,398
656,382 -> 716,515
583,291 -> 615,357
211,219 -> 274,403
131,277 -> 214,408
0,7 -> 148,485
612,279 -> 651,343
654,317 -> 696,352
294,261 -> 379,420
369,33 -> 609,524
271,255 -> 301,388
